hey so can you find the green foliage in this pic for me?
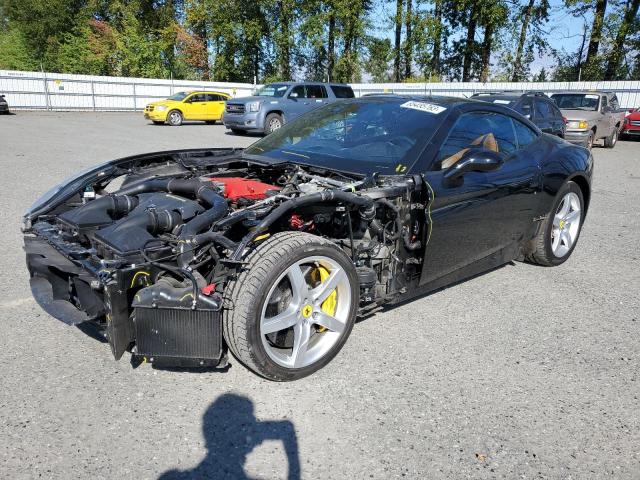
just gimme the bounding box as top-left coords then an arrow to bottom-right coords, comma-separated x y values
0,0 -> 638,82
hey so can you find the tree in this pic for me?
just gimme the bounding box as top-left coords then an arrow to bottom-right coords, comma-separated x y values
512,0 -> 550,81
393,0 -> 403,81
364,36 -> 392,81
604,0 -> 640,79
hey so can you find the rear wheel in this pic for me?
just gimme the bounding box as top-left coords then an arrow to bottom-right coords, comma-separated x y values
604,128 -> 618,148
224,232 -> 358,381
526,181 -> 585,266
167,110 -> 183,126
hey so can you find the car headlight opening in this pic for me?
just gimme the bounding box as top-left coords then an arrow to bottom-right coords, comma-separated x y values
248,102 -> 260,112
156,105 -> 168,112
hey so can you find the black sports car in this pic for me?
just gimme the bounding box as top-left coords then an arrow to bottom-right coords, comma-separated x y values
23,96 -> 592,381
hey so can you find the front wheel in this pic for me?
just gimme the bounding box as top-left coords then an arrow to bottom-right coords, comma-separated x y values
167,110 -> 183,126
265,113 -> 283,134
526,181 -> 585,266
223,232 -> 358,381
585,131 -> 595,149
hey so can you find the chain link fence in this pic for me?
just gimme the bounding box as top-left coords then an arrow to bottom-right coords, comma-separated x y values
2,69 -> 640,111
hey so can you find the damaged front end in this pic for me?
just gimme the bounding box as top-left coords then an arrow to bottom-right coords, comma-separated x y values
24,148 -> 429,368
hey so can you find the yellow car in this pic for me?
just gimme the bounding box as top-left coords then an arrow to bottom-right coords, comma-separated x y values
144,91 -> 230,126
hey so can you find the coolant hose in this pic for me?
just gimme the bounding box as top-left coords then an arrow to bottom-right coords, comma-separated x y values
229,190 -> 375,261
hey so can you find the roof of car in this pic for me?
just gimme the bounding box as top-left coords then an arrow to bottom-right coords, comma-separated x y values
550,91 -> 605,96
359,93 -> 471,107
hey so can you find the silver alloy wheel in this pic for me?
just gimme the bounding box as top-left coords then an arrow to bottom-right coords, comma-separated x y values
168,111 -> 182,125
551,191 -> 582,258
611,129 -> 618,146
259,256 -> 352,369
268,117 -> 282,132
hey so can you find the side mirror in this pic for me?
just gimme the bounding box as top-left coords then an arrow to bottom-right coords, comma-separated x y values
443,150 -> 504,185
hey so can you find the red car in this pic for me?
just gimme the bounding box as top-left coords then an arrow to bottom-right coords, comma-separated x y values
622,108 -> 640,138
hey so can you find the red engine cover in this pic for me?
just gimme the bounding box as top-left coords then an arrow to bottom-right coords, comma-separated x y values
209,177 -> 280,201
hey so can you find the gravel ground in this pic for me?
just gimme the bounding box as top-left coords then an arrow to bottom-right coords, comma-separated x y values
1,111 -> 639,480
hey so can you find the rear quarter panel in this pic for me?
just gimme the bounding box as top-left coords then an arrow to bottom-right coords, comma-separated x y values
537,134 -> 593,216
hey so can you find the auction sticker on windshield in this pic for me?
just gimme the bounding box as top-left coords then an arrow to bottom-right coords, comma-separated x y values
400,101 -> 447,114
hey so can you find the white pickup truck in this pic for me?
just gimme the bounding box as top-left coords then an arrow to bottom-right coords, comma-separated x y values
551,91 -> 626,149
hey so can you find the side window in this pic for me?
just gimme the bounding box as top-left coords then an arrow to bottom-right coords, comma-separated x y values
306,85 -> 327,99
534,100 -> 552,119
513,119 -> 538,148
610,95 -> 619,110
601,96 -> 608,110
207,94 -> 224,102
289,85 -> 305,98
516,99 -> 533,118
189,94 -> 205,103
550,102 -> 563,119
330,85 -> 355,98
436,112 -> 516,170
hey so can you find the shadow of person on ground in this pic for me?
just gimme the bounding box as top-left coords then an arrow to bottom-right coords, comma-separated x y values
158,393 -> 300,480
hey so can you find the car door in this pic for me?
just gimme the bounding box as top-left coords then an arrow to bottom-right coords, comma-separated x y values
286,85 -> 309,120
419,110 -> 543,285
303,85 -> 329,113
597,95 -> 612,137
183,93 -> 208,120
207,93 -> 227,120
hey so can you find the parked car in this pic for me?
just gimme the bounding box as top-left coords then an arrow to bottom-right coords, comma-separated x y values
223,82 -> 355,135
471,91 -> 566,138
0,94 -> 10,114
621,108 -> 640,139
23,95 -> 592,381
144,90 -> 230,126
550,91 -> 624,148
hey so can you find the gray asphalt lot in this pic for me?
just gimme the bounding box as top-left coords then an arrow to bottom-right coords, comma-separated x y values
1,111 -> 639,479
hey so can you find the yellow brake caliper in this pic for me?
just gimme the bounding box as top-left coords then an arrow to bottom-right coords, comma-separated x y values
312,265 -> 337,332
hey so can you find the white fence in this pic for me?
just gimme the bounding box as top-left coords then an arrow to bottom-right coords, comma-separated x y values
2,69 -> 640,110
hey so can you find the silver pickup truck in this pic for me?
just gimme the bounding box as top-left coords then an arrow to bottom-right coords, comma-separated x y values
551,91 -> 625,149
223,82 -> 355,135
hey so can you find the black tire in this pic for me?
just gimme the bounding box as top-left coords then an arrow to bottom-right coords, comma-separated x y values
585,131 -> 595,149
223,232 -> 358,381
526,181 -> 585,267
231,128 -> 247,135
265,113 -> 283,134
604,128 -> 618,148
167,110 -> 183,126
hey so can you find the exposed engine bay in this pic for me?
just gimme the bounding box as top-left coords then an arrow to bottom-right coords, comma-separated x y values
24,149 -> 432,368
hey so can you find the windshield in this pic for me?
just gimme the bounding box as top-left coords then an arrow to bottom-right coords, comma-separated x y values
551,94 -> 600,111
167,91 -> 189,101
244,98 -> 447,175
255,84 -> 289,97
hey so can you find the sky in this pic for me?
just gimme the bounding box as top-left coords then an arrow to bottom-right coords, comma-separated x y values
370,0 -> 591,78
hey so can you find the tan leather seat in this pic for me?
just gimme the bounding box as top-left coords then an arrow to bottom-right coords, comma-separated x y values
441,133 -> 499,169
